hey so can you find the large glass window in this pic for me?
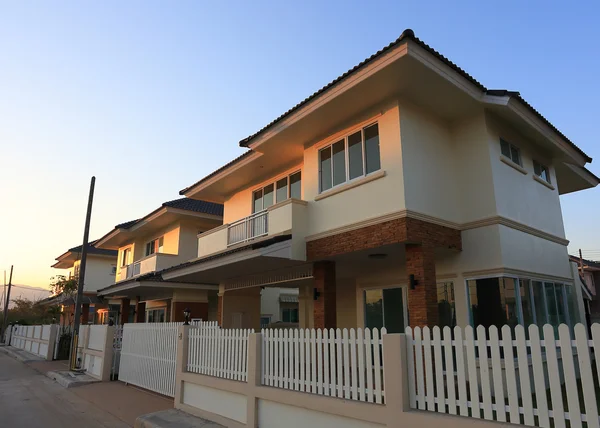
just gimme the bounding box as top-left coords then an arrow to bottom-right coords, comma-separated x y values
500,138 -> 522,166
364,287 -> 405,333
145,236 -> 164,256
467,277 -> 576,331
437,282 -> 456,328
282,308 -> 299,323
146,308 -> 166,323
318,122 -> 381,193
252,171 -> 302,213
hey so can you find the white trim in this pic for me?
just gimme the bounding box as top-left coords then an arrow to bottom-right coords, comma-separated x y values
500,155 -> 527,175
533,174 -> 556,190
314,170 -> 386,201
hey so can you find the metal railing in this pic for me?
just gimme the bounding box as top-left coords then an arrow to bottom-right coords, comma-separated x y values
227,210 -> 268,246
125,261 -> 141,279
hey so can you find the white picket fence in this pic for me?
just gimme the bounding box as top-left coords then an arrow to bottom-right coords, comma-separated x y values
406,323 -> 600,428
261,328 -> 387,403
187,325 -> 251,381
119,322 -> 182,397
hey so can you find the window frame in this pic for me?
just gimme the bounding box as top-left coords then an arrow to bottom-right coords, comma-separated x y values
500,138 -> 522,167
319,122 -> 381,194
145,236 -> 164,257
533,159 -> 551,184
121,247 -> 131,267
251,170 -> 302,213
361,284 -> 408,332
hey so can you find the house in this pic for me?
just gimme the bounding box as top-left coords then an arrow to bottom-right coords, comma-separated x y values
49,240 -> 118,325
569,254 -> 600,324
95,198 -> 224,324
156,29 -> 598,332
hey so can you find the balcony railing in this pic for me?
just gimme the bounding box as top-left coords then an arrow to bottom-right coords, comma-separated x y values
125,261 -> 141,279
227,210 -> 268,246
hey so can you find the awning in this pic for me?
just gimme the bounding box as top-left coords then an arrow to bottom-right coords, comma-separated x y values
279,294 -> 299,303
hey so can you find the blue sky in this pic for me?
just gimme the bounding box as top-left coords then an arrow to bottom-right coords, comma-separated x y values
1,1 -> 599,288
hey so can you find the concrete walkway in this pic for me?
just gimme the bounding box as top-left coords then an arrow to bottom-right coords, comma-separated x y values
0,351 -> 128,428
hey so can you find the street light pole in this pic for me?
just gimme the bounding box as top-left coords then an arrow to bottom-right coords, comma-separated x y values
68,176 -> 96,367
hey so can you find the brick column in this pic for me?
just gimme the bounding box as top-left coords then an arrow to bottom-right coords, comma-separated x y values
313,261 -> 336,329
120,298 -> 130,325
81,304 -> 90,325
217,294 -> 223,327
172,302 -> 209,322
406,244 -> 438,327
135,301 -> 146,323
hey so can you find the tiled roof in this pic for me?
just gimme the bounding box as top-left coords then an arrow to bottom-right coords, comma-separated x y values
569,255 -> 600,269
115,219 -> 138,229
162,197 -> 224,216
66,240 -> 117,257
238,29 -> 591,163
179,151 -> 253,195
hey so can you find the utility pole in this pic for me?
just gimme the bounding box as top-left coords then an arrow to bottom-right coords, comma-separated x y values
1,265 -> 14,342
579,249 -> 585,274
68,176 -> 95,367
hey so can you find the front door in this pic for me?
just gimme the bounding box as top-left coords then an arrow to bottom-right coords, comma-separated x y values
364,286 -> 406,333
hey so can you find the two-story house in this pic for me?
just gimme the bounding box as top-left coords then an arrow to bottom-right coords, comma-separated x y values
95,198 -> 223,324
157,30 -> 598,332
49,240 -> 118,325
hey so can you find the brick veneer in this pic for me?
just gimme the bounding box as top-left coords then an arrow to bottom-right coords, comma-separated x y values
172,302 -> 209,322
306,217 -> 461,260
306,216 -> 461,328
313,261 -> 337,329
135,301 -> 146,323
120,298 -> 130,325
217,295 -> 223,327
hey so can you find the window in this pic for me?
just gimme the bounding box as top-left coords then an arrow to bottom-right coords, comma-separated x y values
282,308 -> 299,323
121,248 -> 131,267
145,237 -> 164,256
73,264 -> 80,280
533,160 -> 551,184
252,171 -> 302,213
260,316 -> 272,328
111,266 -> 117,275
500,139 -> 522,166
364,287 -> 405,333
437,282 -> 456,328
146,308 -> 166,323
319,123 -> 381,192
467,276 -> 576,331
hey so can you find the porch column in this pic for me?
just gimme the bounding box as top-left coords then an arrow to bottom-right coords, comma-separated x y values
217,293 -> 224,327
120,298 -> 130,325
135,301 -> 146,323
81,304 -> 90,325
405,244 -> 438,327
313,261 -> 336,329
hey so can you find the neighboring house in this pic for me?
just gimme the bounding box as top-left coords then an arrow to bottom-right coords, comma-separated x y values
95,198 -> 223,324
569,255 -> 600,324
157,29 -> 598,332
260,288 -> 300,328
49,240 -> 118,325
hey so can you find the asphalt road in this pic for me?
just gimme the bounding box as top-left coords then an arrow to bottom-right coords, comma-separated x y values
0,351 -> 129,428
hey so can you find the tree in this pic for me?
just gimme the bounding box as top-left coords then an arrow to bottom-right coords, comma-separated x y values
0,296 -> 59,325
50,275 -> 77,298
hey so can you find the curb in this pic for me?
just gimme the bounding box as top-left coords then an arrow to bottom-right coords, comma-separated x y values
135,409 -> 224,428
46,370 -> 100,388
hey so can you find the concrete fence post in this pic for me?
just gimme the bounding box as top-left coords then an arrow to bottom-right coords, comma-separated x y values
383,333 -> 410,427
246,332 -> 262,428
100,325 -> 116,381
46,325 -> 59,361
174,325 -> 190,405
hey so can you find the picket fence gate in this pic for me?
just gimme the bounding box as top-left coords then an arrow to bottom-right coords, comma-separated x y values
119,322 -> 182,397
187,325 -> 251,381
406,323 -> 600,428
261,327 -> 386,403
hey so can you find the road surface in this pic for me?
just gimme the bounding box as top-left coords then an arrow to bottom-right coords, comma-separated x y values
0,351 -> 129,428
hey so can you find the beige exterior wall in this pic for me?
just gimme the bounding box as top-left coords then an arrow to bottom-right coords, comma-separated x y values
260,288 -> 299,324
71,256 -> 116,293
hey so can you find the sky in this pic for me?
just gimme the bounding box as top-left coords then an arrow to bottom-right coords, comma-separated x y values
1,1 -> 599,289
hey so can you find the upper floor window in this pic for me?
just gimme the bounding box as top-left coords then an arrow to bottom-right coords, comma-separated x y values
121,248 -> 131,267
319,123 -> 381,193
145,236 -> 164,256
533,160 -> 551,184
252,171 -> 302,213
500,138 -> 522,166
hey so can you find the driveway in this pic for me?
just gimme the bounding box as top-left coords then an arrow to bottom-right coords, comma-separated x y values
0,351 -> 129,428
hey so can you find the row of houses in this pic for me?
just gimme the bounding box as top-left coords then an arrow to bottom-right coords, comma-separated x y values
47,28 -> 599,335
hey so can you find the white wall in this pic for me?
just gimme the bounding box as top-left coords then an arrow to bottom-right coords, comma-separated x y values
260,288 -> 299,323
182,382 -> 247,424
82,256 -> 117,292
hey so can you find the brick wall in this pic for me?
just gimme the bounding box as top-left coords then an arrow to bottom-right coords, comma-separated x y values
313,261 -> 337,329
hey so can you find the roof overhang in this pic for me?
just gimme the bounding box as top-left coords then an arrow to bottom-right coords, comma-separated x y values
97,280 -> 218,299
183,35 -> 596,201
51,250 -> 116,269
95,206 -> 222,249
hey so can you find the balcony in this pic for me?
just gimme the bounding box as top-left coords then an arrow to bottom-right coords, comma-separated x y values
116,253 -> 179,282
197,198 -> 308,260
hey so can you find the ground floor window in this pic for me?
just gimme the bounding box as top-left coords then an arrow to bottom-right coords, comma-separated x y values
364,287 -> 405,333
467,276 -> 576,331
260,316 -> 271,328
281,308 -> 299,323
437,282 -> 456,328
146,308 -> 166,323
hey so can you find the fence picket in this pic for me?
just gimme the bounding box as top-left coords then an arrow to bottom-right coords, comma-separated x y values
442,326 -> 456,415
528,324 -> 550,427
453,326 -> 468,417
488,326 -> 506,422
329,328 -> 336,397
350,329 -> 358,400
414,327 -> 426,410
405,327 -> 416,409
464,326 -> 480,418
336,329 -> 343,398
422,327 -> 435,411
559,325 -> 582,428
476,325 -> 493,420
500,325 -> 519,424
543,325 -> 566,428
577,324 -> 600,428
372,328 -> 382,404
365,328 -> 374,403
432,327 -> 445,413
283,329 -> 289,389
311,329 -> 317,394
317,329 -> 323,395
299,329 -> 305,392
357,328 -> 365,402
